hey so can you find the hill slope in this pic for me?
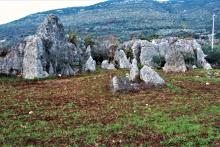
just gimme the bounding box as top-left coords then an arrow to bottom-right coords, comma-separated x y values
0,0 -> 220,46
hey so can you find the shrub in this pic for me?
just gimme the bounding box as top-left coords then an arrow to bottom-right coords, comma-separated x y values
202,44 -> 220,67
152,55 -> 166,68
125,48 -> 133,61
68,32 -> 78,46
84,36 -> 95,48
139,34 -> 159,41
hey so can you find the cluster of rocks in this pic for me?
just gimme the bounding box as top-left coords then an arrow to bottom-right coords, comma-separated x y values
0,15 -> 96,79
111,58 -> 165,93
0,14 -> 213,81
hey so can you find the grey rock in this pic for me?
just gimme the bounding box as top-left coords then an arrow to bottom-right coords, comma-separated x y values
153,37 -> 212,71
140,66 -> 165,86
85,56 -> 96,72
111,76 -> 139,93
163,43 -> 187,73
101,60 -> 116,70
114,50 -> 131,69
129,58 -> 140,82
0,14 -> 85,79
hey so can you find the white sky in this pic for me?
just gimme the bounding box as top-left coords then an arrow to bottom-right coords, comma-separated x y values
0,0 -> 105,25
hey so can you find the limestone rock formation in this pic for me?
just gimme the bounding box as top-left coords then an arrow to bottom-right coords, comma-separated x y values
121,37 -> 212,72
0,14 -> 86,79
140,66 -> 165,86
153,37 -> 212,71
101,60 -> 116,70
163,43 -> 187,73
114,50 -> 131,69
129,58 -> 140,82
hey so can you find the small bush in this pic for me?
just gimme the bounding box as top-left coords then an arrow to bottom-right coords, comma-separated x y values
84,36 -> 95,48
139,34 -> 159,41
125,48 -> 133,61
68,32 -> 78,46
152,55 -> 166,68
202,44 -> 220,67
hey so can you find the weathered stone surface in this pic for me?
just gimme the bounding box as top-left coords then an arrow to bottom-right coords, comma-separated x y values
0,14 -> 85,79
101,60 -> 116,70
22,36 -> 49,79
163,44 -> 187,73
85,56 -> 96,72
140,66 -> 165,86
129,40 -> 160,67
129,58 -> 140,82
153,37 -> 212,71
114,50 -> 131,69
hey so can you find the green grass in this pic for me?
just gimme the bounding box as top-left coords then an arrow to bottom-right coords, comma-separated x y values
0,69 -> 220,146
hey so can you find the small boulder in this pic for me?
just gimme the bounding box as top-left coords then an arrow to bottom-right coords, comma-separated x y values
85,56 -> 96,72
111,76 -> 138,93
140,66 -> 165,86
101,60 -> 116,70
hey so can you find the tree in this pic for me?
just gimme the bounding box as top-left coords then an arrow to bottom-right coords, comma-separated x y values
84,36 -> 95,48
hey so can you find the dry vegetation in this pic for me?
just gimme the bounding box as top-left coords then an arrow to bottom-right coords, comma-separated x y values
0,68 -> 220,146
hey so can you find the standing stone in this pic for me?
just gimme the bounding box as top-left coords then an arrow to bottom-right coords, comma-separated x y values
129,58 -> 140,82
22,36 -> 49,79
114,50 -> 131,69
85,56 -> 96,72
163,47 -> 187,73
140,66 -> 165,86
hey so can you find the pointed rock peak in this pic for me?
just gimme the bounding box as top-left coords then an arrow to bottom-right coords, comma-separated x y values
37,14 -> 65,39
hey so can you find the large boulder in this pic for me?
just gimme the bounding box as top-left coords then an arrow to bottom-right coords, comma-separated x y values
140,66 -> 165,86
114,50 -> 131,69
101,60 -> 116,70
130,40 -> 161,67
163,41 -> 187,72
0,14 -> 85,79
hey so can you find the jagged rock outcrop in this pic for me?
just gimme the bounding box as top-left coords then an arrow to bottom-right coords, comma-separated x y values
129,58 -> 140,82
121,37 -> 212,72
114,50 -> 131,69
101,60 -> 116,70
0,14 -> 86,79
140,66 -> 165,86
153,37 -> 212,71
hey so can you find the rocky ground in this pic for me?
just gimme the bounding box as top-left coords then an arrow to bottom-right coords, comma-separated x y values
0,68 -> 220,146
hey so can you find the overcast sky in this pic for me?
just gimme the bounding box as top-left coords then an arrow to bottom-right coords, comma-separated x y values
0,0 -> 105,25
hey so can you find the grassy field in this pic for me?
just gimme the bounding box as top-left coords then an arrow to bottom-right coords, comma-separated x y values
0,69 -> 220,146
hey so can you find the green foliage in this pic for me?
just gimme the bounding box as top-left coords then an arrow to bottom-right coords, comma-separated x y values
84,36 -> 95,48
139,34 -> 159,41
68,32 -> 78,45
125,48 -> 133,60
202,44 -> 220,67
152,55 -> 166,68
